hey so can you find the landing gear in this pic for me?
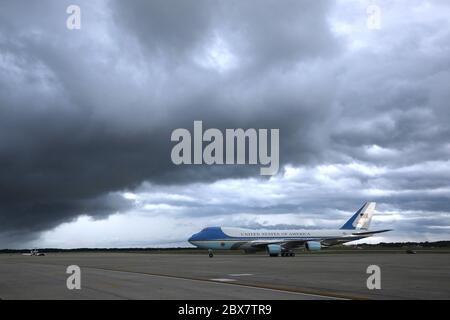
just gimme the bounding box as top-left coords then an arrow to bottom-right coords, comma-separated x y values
208,249 -> 214,258
281,251 -> 295,257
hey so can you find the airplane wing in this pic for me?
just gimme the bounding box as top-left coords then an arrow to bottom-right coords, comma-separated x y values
248,240 -> 285,248
248,239 -> 310,250
352,229 -> 392,236
278,240 -> 309,249
246,231 -> 391,251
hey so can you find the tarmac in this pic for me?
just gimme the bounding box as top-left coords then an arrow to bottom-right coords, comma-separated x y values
0,252 -> 448,300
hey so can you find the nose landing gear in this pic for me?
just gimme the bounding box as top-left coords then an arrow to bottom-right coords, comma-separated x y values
208,249 -> 214,258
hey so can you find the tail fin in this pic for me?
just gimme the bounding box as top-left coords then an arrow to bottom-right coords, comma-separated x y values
340,202 -> 376,230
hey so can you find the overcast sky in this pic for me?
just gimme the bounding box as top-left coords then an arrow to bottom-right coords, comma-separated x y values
0,0 -> 449,248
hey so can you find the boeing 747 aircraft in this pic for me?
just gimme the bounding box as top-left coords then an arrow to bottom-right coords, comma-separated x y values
188,202 -> 390,257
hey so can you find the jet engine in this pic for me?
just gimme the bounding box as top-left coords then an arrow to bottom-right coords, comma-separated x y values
305,241 -> 321,251
267,244 -> 282,257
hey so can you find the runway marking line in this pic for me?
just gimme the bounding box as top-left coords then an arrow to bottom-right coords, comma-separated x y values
229,273 -> 253,277
210,278 -> 237,282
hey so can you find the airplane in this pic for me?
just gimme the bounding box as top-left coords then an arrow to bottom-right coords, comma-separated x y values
188,202 -> 391,257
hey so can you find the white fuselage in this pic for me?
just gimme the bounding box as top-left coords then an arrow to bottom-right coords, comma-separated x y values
188,227 -> 368,251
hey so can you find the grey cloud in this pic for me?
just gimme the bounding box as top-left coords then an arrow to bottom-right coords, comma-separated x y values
0,0 -> 449,246
112,0 -> 338,69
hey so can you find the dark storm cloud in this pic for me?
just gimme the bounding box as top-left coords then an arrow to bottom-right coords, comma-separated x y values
0,0 -> 339,239
112,0 -> 337,68
0,0 -> 449,246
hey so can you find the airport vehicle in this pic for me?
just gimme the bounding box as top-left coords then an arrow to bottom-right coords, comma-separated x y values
22,249 -> 45,256
188,202 -> 391,257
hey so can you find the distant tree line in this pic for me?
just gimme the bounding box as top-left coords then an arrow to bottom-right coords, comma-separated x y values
357,241 -> 450,248
1,241 -> 450,253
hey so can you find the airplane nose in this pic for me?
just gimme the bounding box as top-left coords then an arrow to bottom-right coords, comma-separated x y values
188,232 -> 199,245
